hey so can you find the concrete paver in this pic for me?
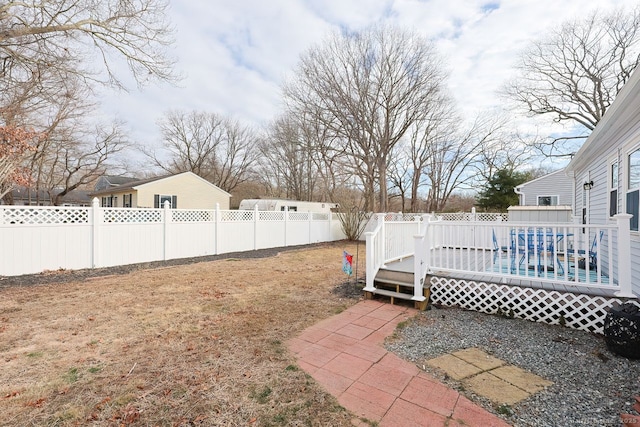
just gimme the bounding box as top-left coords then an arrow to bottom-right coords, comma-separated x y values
464,372 -> 531,405
427,354 -> 484,380
426,347 -> 553,405
491,365 -> 553,394
453,347 -> 506,370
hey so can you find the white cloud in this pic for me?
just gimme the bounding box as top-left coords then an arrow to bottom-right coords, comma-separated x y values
97,0 -> 640,168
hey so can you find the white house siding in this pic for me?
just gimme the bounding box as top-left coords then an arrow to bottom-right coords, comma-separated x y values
136,173 -> 231,210
568,78 -> 640,295
517,170 -> 574,207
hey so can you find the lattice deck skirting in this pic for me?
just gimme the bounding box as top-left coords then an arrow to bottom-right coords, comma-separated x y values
430,276 -> 634,334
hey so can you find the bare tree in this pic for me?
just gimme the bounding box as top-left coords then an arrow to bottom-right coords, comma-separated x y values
284,25 -> 447,212
259,114 -> 351,202
468,114 -> 532,183
422,115 -> 506,212
0,0 -> 176,203
504,6 -> 640,156
0,125 -> 38,199
212,119 -> 259,193
0,0 -> 175,93
259,116 -> 316,201
150,110 -> 224,177
45,122 -> 129,205
150,110 -> 259,193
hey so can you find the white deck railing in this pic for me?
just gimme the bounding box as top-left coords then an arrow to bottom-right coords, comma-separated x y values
367,213 -> 635,298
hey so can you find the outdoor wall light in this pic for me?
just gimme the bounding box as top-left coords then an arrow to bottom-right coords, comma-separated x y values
583,180 -> 594,190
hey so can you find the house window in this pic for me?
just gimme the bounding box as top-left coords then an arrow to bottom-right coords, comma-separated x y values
154,194 -> 177,209
610,161 -> 618,217
123,194 -> 132,208
627,149 -> 640,231
101,196 -> 114,207
537,195 -> 558,206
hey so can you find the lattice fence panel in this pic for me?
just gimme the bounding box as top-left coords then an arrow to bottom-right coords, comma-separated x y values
259,211 -> 284,221
172,210 -> 214,222
220,211 -> 253,221
103,209 -> 162,223
476,213 -> 508,222
437,213 -> 472,221
289,212 -> 310,221
429,276 -> 624,334
382,213 -> 422,221
1,207 -> 89,224
437,212 -> 507,222
312,213 -> 329,221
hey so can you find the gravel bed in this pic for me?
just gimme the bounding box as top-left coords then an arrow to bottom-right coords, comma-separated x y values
386,305 -> 640,427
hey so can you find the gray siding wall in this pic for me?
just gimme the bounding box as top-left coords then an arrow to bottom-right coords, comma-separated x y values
574,119 -> 640,295
519,171 -> 573,206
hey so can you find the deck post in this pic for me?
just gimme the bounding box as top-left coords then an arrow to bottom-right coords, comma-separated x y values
614,214 -> 635,298
378,214 -> 386,268
411,215 -> 429,305
364,229 -> 376,292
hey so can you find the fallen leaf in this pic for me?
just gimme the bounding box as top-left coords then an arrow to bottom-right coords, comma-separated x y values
24,398 -> 46,407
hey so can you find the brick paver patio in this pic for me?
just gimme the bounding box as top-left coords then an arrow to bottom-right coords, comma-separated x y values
287,300 -> 512,426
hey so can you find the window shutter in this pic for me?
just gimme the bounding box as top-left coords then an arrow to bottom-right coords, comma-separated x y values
627,190 -> 639,231
154,194 -> 160,208
610,190 -> 618,217
171,195 -> 177,209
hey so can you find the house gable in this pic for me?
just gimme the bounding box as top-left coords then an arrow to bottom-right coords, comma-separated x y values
133,172 -> 231,209
515,169 -> 573,207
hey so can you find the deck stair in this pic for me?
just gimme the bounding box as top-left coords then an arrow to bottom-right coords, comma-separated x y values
366,261 -> 430,310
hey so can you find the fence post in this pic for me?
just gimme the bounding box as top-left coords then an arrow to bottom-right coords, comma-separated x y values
308,211 -> 312,244
163,200 -> 171,260
91,197 -> 101,268
328,212 -> 333,241
614,213 -> 635,298
254,205 -> 259,250
284,207 -> 289,247
215,203 -> 220,255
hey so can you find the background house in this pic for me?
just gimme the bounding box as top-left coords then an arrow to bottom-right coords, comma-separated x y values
508,169 -> 574,223
1,186 -> 91,206
94,175 -> 139,192
514,169 -> 573,207
90,171 -> 231,209
565,68 -> 640,296
238,199 -> 338,213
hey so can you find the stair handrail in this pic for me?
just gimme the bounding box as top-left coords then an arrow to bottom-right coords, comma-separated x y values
412,214 -> 435,302
364,214 -> 385,292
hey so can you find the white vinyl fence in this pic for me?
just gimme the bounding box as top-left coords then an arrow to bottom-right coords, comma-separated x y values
0,200 -> 347,276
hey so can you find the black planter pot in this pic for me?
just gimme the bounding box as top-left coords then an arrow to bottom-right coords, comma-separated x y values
604,303 -> 640,359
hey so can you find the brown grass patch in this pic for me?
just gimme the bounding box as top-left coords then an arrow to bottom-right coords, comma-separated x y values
0,242 -> 367,426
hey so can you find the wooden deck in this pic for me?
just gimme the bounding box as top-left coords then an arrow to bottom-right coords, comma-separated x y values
382,249 -> 616,297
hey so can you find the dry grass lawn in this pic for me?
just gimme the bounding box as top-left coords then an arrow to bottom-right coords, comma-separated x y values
0,242 -> 369,426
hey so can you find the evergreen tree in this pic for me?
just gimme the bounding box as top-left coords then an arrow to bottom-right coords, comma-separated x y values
476,169 -> 531,211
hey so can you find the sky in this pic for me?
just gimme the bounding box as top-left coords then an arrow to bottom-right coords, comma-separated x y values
99,0 -> 639,169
